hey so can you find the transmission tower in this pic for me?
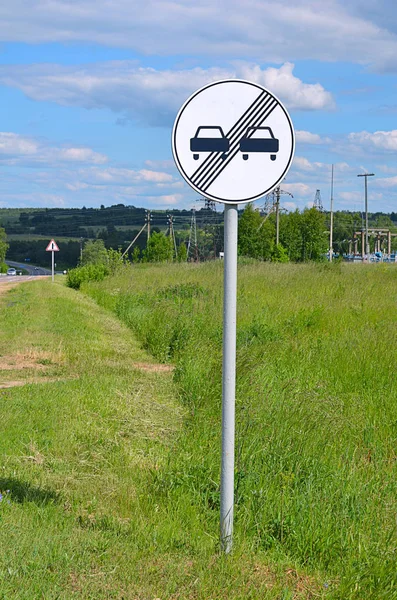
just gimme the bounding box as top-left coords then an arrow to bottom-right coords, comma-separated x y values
314,189 -> 323,211
263,194 -> 274,215
204,198 -> 216,211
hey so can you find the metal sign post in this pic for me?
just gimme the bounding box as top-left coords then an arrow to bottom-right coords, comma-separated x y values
46,239 -> 60,282
220,203 -> 238,552
172,79 -> 295,553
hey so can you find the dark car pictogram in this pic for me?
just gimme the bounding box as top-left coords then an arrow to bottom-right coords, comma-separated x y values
239,126 -> 279,161
190,126 -> 230,160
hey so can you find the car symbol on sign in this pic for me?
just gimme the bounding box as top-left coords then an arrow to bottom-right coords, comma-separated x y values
239,127 -> 279,161
190,126 -> 230,160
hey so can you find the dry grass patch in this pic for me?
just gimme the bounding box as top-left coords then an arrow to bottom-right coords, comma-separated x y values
133,362 -> 174,373
0,375 -> 78,389
0,348 -> 65,371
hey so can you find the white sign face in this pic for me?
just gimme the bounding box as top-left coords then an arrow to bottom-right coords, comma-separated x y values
172,80 -> 295,204
46,239 -> 59,252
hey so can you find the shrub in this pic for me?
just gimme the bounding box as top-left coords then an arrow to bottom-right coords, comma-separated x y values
66,263 -> 110,289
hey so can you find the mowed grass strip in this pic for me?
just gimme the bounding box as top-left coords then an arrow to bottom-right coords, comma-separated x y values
0,280 -> 189,599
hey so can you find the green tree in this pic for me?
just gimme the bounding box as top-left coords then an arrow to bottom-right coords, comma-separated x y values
280,210 -> 302,262
238,204 -> 274,259
300,208 -> 328,261
132,246 -> 141,263
0,227 -> 9,271
81,239 -> 109,266
271,243 -> 289,263
143,232 -> 173,262
177,242 -> 188,262
107,247 -> 123,272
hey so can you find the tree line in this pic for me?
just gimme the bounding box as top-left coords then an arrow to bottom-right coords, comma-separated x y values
3,205 -> 397,270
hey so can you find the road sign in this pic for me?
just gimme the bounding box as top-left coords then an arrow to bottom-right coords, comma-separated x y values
46,239 -> 59,252
46,239 -> 59,282
172,79 -> 295,204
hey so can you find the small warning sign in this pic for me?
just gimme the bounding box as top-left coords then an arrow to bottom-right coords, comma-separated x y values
46,239 -> 60,252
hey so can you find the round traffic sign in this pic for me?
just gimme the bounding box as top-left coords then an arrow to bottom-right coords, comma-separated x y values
172,79 -> 295,204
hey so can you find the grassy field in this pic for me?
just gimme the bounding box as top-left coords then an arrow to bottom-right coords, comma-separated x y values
2,263 -> 397,598
81,261 -> 397,599
0,276 -> 326,599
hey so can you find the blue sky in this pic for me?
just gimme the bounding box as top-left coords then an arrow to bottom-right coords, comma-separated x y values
1,0 -> 397,213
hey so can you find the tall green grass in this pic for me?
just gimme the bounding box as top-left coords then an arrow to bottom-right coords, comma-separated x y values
83,261 -> 397,599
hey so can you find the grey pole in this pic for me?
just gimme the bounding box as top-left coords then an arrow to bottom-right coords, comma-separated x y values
329,164 -> 334,262
51,250 -> 54,283
365,176 -> 369,255
357,173 -> 374,257
220,203 -> 238,554
275,187 -> 280,246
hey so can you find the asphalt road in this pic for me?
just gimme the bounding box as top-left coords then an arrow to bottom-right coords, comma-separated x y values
5,260 -> 52,276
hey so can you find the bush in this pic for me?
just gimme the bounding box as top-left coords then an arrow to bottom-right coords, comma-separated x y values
66,263 -> 110,289
271,243 -> 289,263
0,262 -> 7,274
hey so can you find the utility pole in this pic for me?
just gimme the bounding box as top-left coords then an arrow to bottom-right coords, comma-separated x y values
357,172 -> 375,256
266,186 -> 293,246
187,209 -> 198,261
275,186 -> 280,246
121,221 -> 147,258
329,165 -> 334,262
168,215 -> 177,259
146,210 -> 151,242
80,237 -> 83,263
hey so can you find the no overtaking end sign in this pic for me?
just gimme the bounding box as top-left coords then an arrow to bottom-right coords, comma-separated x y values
172,79 -> 295,204
172,79 -> 295,555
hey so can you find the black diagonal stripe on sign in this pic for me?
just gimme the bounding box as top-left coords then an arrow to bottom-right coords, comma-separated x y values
199,99 -> 278,192
195,97 -> 275,189
195,96 -> 276,189
201,100 -> 278,193
201,99 -> 277,192
191,93 -> 271,187
190,90 -> 269,186
190,90 -> 268,184
194,95 -> 274,188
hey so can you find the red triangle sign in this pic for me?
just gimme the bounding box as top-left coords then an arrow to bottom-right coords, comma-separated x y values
46,239 -> 60,252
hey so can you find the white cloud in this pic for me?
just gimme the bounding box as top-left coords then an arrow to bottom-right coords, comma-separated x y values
144,194 -> 184,206
0,1 -> 396,71
377,176 -> 397,188
144,159 -> 175,170
339,191 -> 362,202
0,62 -> 334,126
75,166 -> 174,185
377,165 -> 397,174
293,156 -> 325,171
238,63 -> 335,110
282,182 -> 311,196
348,130 -> 397,151
0,132 -> 38,155
0,132 -> 108,165
56,147 -> 107,164
295,130 -> 330,144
